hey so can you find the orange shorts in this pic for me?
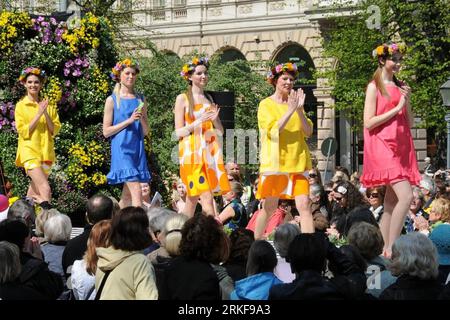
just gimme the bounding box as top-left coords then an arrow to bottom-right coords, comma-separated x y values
256,173 -> 309,200
23,159 -> 52,175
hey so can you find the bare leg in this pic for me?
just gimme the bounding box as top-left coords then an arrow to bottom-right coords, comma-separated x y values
119,183 -> 132,208
386,180 -> 413,255
26,181 -> 39,199
295,194 -> 314,233
127,182 -> 143,207
254,197 -> 278,240
183,195 -> 200,218
380,185 -> 396,254
199,191 -> 215,216
27,167 -> 51,202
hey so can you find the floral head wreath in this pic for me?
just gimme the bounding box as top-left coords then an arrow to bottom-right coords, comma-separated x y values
110,58 -> 140,82
372,42 -> 407,60
180,56 -> 209,80
19,67 -> 47,83
266,62 -> 299,84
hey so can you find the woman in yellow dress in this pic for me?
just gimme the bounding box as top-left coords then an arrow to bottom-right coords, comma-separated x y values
174,57 -> 230,217
254,63 -> 314,239
15,67 -> 61,206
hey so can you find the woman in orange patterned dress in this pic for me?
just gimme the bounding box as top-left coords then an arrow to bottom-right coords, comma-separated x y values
174,57 -> 230,217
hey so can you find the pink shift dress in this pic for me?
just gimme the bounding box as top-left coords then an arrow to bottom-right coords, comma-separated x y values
361,83 -> 421,188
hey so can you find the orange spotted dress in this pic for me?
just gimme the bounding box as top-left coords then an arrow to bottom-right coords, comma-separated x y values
179,98 -> 230,197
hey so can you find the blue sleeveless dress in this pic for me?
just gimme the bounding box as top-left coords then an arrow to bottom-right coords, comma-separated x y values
106,93 -> 151,184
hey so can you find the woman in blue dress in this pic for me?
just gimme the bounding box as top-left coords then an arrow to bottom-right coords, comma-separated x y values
103,58 -> 150,208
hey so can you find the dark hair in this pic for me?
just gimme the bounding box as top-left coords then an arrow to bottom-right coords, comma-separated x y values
333,181 -> 368,211
227,228 -> 255,264
0,219 -> 30,250
328,244 -> 367,275
335,166 -> 350,179
7,199 -> 36,228
365,185 -> 386,200
86,194 -> 113,224
288,233 -> 327,273
110,207 -> 152,251
180,214 -> 230,264
246,240 -> 278,276
335,206 -> 378,237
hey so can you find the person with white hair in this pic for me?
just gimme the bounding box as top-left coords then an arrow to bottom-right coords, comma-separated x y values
380,232 -> 442,300
40,213 -> 72,281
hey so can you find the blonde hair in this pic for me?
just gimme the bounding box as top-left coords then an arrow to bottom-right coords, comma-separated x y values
229,181 -> 244,198
113,82 -> 122,109
372,61 -> 403,98
35,208 -> 60,237
162,214 -> 189,256
431,198 -> 450,223
372,67 -> 388,97
186,85 -> 195,119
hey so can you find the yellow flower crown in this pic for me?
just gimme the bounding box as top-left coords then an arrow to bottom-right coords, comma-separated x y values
180,56 -> 209,80
19,67 -> 47,83
110,58 -> 140,82
372,42 -> 407,59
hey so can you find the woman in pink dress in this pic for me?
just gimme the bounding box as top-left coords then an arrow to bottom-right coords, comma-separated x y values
361,43 -> 421,257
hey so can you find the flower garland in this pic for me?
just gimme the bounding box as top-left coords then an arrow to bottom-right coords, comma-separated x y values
180,56 -> 209,80
18,67 -> 47,83
372,42 -> 407,59
266,62 -> 299,83
110,58 -> 140,82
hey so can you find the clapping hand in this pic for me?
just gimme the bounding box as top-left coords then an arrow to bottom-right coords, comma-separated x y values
399,85 -> 411,101
38,99 -> 49,115
288,89 -> 306,113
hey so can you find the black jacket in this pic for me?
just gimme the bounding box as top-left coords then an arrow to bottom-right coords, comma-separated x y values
62,225 -> 91,278
0,281 -> 46,300
160,256 -> 220,300
19,252 -> 64,300
380,275 -> 443,300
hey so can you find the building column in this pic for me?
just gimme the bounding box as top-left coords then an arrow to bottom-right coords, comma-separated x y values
313,87 -> 336,181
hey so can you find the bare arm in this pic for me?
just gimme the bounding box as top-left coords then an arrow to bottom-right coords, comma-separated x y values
174,94 -> 215,139
140,97 -> 150,136
210,103 -> 224,135
218,205 -> 235,224
400,85 -> 414,128
363,83 -> 406,131
295,89 -> 312,137
103,96 -> 139,138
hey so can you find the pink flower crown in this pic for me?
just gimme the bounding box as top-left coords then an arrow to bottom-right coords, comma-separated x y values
110,58 -> 140,82
19,67 -> 47,83
372,42 -> 407,59
266,62 -> 299,83
180,56 -> 209,80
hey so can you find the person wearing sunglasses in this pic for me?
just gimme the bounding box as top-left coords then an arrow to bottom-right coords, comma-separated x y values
307,168 -> 323,186
366,186 -> 386,222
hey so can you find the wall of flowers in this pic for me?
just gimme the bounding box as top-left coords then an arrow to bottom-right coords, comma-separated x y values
0,10 -> 121,222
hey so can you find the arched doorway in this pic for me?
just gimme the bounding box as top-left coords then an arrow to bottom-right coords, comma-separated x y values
272,43 -> 318,152
161,50 -> 180,63
216,47 -> 246,64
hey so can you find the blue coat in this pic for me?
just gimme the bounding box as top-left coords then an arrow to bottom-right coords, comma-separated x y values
230,272 -> 282,300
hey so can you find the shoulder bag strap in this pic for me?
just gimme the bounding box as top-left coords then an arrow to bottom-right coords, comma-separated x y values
94,270 -> 112,300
